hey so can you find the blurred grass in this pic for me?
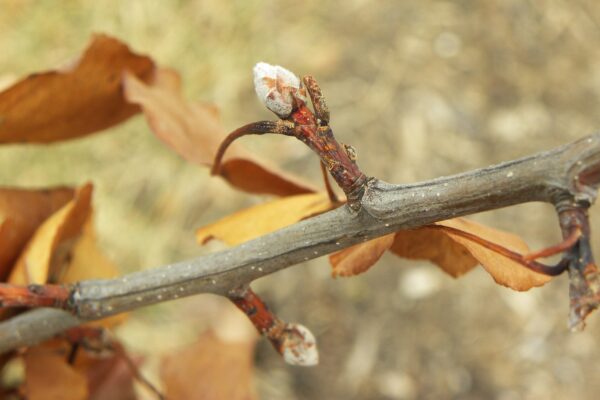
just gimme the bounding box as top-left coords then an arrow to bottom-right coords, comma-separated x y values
3,1 -> 600,399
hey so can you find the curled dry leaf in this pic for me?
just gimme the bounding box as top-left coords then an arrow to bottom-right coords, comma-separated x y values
332,217 -> 551,291
123,68 -> 318,197
3,183 -> 132,397
161,331 -> 256,400
0,34 -> 154,143
196,192 -> 333,245
24,346 -> 88,400
5,183 -> 125,326
8,184 -> 93,285
0,186 -> 74,280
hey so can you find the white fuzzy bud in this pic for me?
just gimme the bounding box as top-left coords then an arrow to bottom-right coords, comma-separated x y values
253,62 -> 305,118
280,323 -> 319,367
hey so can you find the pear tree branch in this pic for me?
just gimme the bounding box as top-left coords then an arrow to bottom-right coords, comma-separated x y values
0,134 -> 599,353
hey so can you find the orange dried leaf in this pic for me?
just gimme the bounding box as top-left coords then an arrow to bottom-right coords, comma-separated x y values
24,347 -> 88,400
333,218 -> 551,291
161,331 -> 256,400
0,186 -> 74,280
330,234 -> 395,277
61,219 -> 126,328
391,218 -> 550,290
9,184 -> 93,285
0,34 -> 154,144
196,193 -> 333,245
124,68 -> 317,196
4,183 -> 126,326
433,218 -> 551,291
60,220 -> 120,283
390,223 -> 479,278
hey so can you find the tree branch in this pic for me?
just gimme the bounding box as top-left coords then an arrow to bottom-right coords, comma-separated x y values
0,134 -> 599,353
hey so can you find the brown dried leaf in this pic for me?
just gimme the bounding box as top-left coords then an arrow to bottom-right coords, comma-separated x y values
0,34 -> 154,144
23,347 -> 88,400
73,350 -> 137,400
8,184 -> 93,285
330,234 -> 395,277
433,218 -> 551,291
25,334 -> 140,400
0,186 -> 74,280
5,183 -> 126,326
196,193 -> 333,245
390,222 -> 479,278
332,218 -> 550,291
124,68 -> 318,196
161,331 -> 256,400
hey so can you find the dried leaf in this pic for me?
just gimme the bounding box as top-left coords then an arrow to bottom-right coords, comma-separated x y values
9,184 -> 93,285
390,222 -> 479,278
25,334 -> 140,400
0,186 -> 74,280
73,351 -> 137,400
196,193 -> 333,245
61,219 -> 126,328
24,347 -> 88,400
332,218 -> 550,291
124,68 -> 318,196
60,219 -> 120,283
0,34 -> 154,144
330,234 -> 395,277
161,331 -> 256,400
3,183 -> 126,328
433,218 -> 551,291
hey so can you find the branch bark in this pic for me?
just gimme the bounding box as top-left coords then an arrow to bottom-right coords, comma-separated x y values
1,134 -> 599,353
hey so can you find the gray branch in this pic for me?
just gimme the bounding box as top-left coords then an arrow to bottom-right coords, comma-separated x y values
1,134 -> 599,353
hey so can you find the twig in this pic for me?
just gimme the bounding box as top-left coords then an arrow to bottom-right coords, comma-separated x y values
0,134 -> 599,353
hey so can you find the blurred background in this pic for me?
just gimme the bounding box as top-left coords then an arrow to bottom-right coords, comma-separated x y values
2,0 -> 600,399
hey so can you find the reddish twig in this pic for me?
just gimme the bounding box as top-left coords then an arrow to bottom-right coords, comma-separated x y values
212,67 -> 368,209
287,98 -> 367,209
0,284 -> 71,309
229,287 -> 318,366
320,161 -> 340,203
210,120 -> 294,176
523,227 -> 582,261
302,75 -> 330,125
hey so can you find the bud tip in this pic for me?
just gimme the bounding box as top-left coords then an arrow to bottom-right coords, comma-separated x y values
253,62 -> 304,118
280,323 -> 319,367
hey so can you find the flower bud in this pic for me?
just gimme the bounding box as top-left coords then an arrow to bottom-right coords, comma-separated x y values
253,62 -> 305,118
279,323 -> 319,366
